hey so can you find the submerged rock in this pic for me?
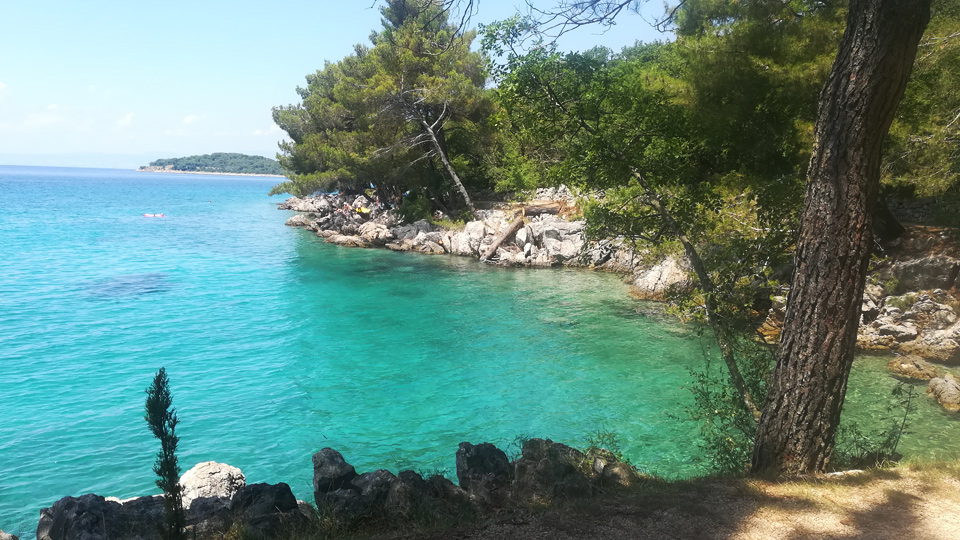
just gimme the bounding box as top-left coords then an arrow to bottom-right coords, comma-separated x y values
928,374 -> 960,412
887,356 -> 941,380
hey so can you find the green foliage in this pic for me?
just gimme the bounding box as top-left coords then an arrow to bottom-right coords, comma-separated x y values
684,336 -> 774,474
146,153 -> 282,175
272,0 -> 497,208
834,383 -> 918,469
397,192 -> 434,223
144,368 -> 185,540
885,0 -> 960,197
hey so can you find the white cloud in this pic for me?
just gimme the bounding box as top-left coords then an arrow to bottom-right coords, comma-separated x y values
182,114 -> 206,125
47,104 -> 60,110
253,124 -> 282,136
117,112 -> 134,127
0,81 -> 7,103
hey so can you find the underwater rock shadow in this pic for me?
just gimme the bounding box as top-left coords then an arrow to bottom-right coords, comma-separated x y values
83,273 -> 172,300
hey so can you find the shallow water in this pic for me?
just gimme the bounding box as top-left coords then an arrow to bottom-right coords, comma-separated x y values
1,166 -> 958,532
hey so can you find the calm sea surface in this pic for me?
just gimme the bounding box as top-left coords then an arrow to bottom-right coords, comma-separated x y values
1,166 -> 959,532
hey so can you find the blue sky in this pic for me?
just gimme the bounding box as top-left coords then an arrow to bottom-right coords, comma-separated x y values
0,1 -> 668,168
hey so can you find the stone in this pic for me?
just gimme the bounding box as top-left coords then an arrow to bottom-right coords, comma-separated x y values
179,461 -> 245,515
512,438 -> 591,500
312,448 -> 358,497
384,470 -> 427,515
230,483 -> 305,540
36,493 -> 162,540
455,442 -> 511,505
631,257 -> 690,300
351,469 -> 396,505
887,356 -> 941,380
927,374 -> 960,412
358,222 -> 394,246
877,324 -> 919,341
883,256 -> 960,292
0,531 -> 19,540
600,462 -> 642,488
417,241 -> 445,255
326,234 -> 365,247
284,214 -> 313,227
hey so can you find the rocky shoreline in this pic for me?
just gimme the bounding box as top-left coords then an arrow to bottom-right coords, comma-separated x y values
23,438 -> 639,540
279,191 -> 960,413
137,167 -> 284,177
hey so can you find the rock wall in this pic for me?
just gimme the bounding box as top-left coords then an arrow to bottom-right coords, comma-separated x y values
35,439 -> 640,539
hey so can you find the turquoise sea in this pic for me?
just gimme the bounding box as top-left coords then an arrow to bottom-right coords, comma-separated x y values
1,165 -> 959,532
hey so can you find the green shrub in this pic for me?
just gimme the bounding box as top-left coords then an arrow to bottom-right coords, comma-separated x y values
145,368 -> 186,540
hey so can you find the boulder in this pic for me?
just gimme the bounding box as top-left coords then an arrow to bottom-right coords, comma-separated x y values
230,483 -> 305,539
284,214 -> 314,227
881,256 -> 960,293
358,222 -> 395,246
326,234 -> 365,247
512,438 -> 591,500
877,323 -> 919,341
312,448 -> 358,498
351,469 -> 396,505
927,374 -> 960,412
455,442 -> 511,505
887,356 -> 941,380
0,531 -> 18,540
290,199 -> 320,213
600,462 -> 642,488
631,257 -> 690,300
384,470 -> 428,516
36,493 -> 162,540
180,461 -> 246,521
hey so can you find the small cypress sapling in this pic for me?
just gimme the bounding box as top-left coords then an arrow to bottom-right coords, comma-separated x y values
145,367 -> 186,540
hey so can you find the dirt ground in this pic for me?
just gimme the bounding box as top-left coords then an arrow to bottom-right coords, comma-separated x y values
416,463 -> 960,540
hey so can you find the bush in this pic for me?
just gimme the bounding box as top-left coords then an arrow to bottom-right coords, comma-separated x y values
145,368 -> 186,540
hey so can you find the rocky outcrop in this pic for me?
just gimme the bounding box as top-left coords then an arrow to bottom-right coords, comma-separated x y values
512,439 -> 592,500
230,483 -> 307,539
37,462 -> 250,540
858,290 -> 960,364
628,256 -> 690,300
36,493 -> 163,540
928,374 -> 960,412
0,531 -> 19,540
887,355 -> 941,380
179,461 -> 246,528
456,442 -> 512,506
285,214 -> 314,227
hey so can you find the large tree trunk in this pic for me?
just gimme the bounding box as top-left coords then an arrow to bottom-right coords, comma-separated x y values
751,0 -> 931,476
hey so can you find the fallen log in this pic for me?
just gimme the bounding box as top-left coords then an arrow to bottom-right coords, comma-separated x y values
480,216 -> 525,262
522,203 -> 562,217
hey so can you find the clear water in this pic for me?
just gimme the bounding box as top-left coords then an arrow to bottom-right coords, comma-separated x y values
1,166 -> 958,532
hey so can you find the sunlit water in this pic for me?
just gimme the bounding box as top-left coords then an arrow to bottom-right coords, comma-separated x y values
1,166 -> 958,532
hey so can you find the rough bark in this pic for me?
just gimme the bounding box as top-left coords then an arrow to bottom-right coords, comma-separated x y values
751,0 -> 931,476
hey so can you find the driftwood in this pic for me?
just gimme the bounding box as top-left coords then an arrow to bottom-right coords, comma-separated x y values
522,203 -> 562,217
480,217 -> 525,262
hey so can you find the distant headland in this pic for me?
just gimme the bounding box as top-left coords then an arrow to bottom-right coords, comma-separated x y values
138,152 -> 285,177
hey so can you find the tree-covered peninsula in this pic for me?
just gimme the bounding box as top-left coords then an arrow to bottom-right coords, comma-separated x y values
139,153 -> 283,175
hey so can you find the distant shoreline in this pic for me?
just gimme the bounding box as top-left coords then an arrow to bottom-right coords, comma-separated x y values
137,167 -> 285,178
